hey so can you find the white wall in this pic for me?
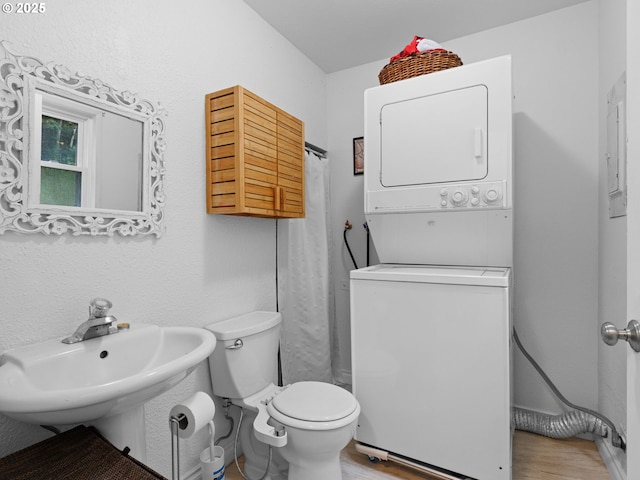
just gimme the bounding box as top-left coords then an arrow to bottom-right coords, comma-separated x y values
328,1 -> 601,413
597,0 -> 627,474
0,0 -> 327,476
327,67 -> 382,383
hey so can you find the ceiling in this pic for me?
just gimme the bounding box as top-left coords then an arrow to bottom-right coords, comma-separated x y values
243,0 -> 590,73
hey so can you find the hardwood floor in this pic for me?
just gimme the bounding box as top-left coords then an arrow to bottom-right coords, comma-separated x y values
512,431 -> 610,480
223,430 -> 610,480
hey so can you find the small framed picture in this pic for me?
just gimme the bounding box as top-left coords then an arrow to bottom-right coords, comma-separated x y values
353,136 -> 364,175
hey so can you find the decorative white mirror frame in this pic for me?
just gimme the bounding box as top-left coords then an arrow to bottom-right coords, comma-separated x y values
0,41 -> 166,237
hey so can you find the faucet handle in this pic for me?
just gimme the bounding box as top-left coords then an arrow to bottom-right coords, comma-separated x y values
89,298 -> 113,318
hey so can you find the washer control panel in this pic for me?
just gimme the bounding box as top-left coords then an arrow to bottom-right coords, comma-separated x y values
438,182 -> 505,209
368,180 -> 509,213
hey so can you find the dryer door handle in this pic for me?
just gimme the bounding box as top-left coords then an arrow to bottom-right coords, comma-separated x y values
474,127 -> 484,160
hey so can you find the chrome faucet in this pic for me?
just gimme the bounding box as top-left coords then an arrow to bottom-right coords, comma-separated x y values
62,298 -> 118,344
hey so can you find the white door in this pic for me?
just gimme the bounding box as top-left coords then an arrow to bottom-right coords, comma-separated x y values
628,3 -> 640,477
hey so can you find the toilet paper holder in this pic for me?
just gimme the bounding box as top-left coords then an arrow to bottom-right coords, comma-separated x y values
169,392 -> 216,480
169,413 -> 187,480
171,413 -> 188,431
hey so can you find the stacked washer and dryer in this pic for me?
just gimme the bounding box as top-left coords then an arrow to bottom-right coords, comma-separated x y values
350,56 -> 514,480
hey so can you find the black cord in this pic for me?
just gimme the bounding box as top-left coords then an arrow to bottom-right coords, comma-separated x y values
363,222 -> 370,267
275,219 -> 283,387
513,328 -> 625,450
275,218 -> 279,314
215,406 -> 235,446
343,226 -> 358,270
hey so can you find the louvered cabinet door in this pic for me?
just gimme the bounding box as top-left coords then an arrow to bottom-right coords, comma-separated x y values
276,109 -> 305,218
206,86 -> 304,218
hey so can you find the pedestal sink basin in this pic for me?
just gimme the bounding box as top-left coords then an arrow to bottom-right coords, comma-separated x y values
0,324 -> 216,461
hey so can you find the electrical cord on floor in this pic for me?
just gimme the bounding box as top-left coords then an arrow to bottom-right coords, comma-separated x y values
343,221 -> 359,270
513,328 -> 626,450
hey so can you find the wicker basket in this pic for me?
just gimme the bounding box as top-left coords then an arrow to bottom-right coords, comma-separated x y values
378,50 -> 463,85
0,425 -> 167,480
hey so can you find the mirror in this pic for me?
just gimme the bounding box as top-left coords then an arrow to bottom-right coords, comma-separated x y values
0,41 -> 166,236
34,88 -> 144,212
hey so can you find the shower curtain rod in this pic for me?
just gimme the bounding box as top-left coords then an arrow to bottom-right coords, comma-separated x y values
305,141 -> 327,158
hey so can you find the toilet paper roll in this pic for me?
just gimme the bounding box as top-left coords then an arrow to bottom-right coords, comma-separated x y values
170,391 -> 215,439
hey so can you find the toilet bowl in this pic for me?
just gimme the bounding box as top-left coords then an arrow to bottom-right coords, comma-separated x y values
204,311 -> 360,480
264,381 -> 360,480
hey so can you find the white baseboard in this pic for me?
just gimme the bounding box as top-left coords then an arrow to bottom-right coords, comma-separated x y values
595,436 -> 625,480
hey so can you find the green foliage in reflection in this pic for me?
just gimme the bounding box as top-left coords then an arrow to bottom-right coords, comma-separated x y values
41,115 -> 78,165
40,167 -> 81,207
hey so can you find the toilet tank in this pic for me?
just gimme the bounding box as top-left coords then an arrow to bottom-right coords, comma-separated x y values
204,311 -> 282,399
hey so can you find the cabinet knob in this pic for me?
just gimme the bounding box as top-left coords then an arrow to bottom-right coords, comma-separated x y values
274,186 -> 286,211
274,186 -> 281,211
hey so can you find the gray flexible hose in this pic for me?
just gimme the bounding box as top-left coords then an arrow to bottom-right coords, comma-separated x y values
513,407 -> 608,439
513,328 -> 625,450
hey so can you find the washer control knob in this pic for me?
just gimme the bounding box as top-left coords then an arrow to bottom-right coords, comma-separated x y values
471,186 -> 480,195
440,200 -> 448,207
450,189 -> 468,206
484,188 -> 502,204
440,188 -> 448,197
471,198 -> 480,206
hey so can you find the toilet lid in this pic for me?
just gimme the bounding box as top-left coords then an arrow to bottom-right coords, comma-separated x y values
270,381 -> 357,422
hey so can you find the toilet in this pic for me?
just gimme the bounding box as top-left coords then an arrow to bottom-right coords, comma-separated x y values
204,311 -> 360,480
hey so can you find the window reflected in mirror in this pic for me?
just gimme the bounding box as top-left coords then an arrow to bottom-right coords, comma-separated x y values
33,91 -> 143,212
40,115 -> 81,207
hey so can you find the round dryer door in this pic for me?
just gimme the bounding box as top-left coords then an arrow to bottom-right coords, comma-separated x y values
271,381 -> 357,422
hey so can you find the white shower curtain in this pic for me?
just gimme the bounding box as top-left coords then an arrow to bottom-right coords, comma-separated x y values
277,151 -> 336,385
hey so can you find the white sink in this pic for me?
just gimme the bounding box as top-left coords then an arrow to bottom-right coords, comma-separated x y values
0,323 -> 216,460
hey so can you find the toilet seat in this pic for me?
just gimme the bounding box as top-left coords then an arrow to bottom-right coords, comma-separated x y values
267,381 -> 359,431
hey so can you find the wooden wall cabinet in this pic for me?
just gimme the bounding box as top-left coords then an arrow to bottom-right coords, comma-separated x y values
205,86 -> 305,218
